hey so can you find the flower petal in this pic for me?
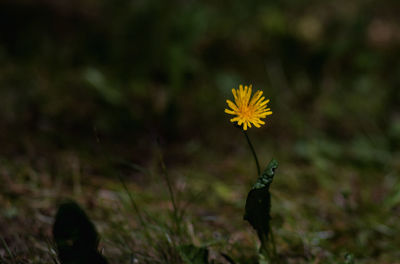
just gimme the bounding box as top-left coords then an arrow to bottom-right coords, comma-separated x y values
226,100 -> 238,111
225,109 -> 237,115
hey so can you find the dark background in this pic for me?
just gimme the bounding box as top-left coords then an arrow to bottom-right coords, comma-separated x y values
1,0 -> 399,155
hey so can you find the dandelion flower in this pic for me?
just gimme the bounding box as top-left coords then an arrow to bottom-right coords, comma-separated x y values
225,84 -> 272,130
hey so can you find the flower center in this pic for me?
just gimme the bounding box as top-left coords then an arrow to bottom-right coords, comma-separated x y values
240,105 -> 254,118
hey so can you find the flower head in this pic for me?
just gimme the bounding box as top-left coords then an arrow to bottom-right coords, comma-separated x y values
224,85 -> 272,130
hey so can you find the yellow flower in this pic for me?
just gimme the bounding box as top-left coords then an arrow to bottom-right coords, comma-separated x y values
224,85 -> 272,130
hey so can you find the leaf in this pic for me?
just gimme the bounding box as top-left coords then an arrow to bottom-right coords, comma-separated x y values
178,244 -> 209,264
53,200 -> 108,264
244,159 -> 278,254
250,159 -> 278,190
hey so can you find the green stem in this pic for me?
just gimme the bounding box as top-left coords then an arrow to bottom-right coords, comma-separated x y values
243,130 -> 261,176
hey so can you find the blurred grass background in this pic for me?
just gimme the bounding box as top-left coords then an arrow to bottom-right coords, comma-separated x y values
1,0 -> 400,263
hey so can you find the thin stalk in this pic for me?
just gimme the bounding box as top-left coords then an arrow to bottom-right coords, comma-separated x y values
46,239 -> 59,264
157,144 -> 181,233
269,225 -> 278,262
260,229 -> 278,263
93,127 -> 146,228
259,234 -> 270,259
243,130 -> 261,176
117,173 -> 146,227
1,237 -> 15,264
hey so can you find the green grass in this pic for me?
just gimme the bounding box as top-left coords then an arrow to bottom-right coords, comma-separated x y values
1,136 -> 399,263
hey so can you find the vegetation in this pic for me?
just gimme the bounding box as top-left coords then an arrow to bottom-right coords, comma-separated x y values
1,0 -> 400,263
